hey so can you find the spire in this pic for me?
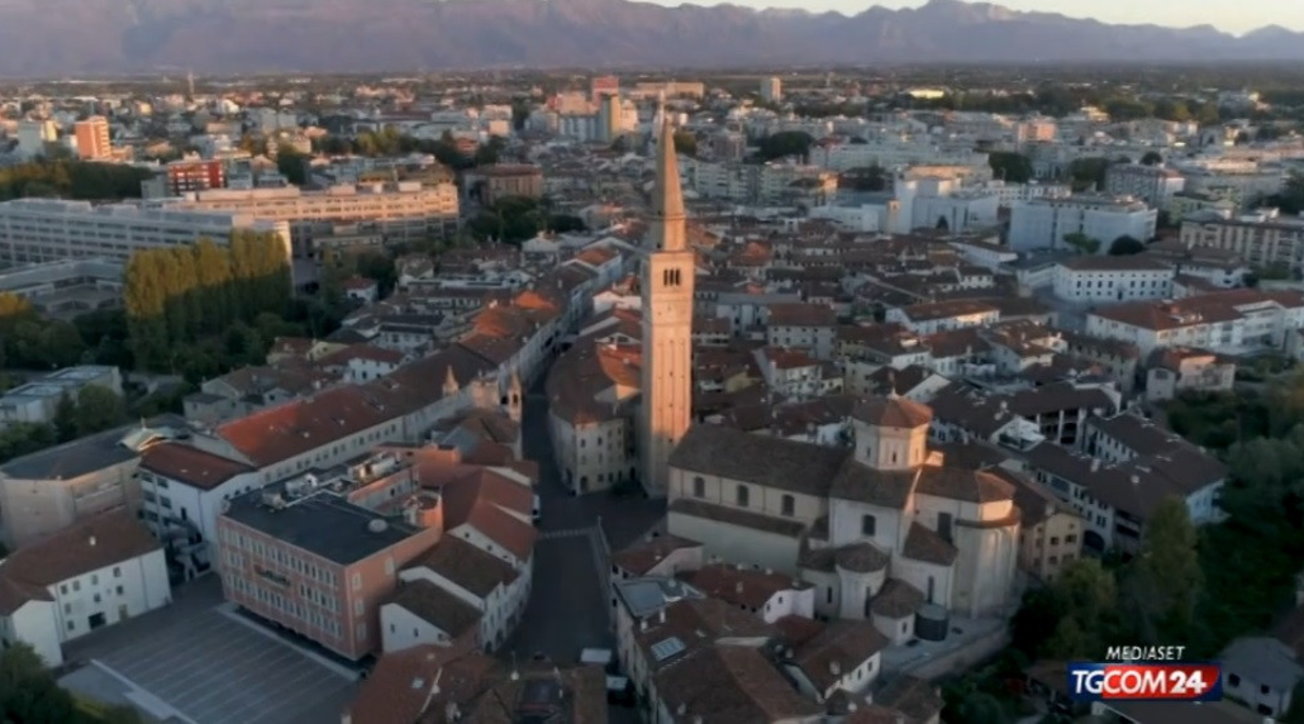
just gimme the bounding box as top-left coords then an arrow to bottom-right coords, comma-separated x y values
654,110 -> 684,220
442,366 -> 459,396
652,109 -> 686,251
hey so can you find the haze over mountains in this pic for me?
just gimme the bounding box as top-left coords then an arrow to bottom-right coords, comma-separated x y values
2,0 -> 1303,76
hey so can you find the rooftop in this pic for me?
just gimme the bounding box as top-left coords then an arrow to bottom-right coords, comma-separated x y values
222,490 -> 424,565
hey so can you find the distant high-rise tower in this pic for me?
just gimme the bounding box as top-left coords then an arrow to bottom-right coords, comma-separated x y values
760,76 -> 783,104
187,70 -> 196,98
73,116 -> 110,160
639,114 -> 694,496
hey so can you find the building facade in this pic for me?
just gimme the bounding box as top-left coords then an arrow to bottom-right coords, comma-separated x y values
1009,195 -> 1158,253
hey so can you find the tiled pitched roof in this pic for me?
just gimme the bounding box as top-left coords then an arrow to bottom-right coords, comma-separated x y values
794,620 -> 890,692
916,466 -> 1015,503
902,522 -> 958,566
852,396 -> 933,429
0,509 -> 160,614
834,542 -> 890,573
668,499 -> 806,539
681,564 -> 810,609
655,644 -> 820,724
828,459 -> 917,509
140,442 -> 252,491
215,386 -> 400,468
346,647 -> 498,724
611,535 -> 702,577
871,578 -> 925,619
387,579 -> 482,638
407,535 -> 519,599
669,424 -> 846,497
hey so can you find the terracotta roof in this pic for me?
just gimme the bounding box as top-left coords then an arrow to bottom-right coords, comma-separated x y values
386,579 -> 482,638
407,535 -> 519,599
828,459 -> 917,509
0,509 -> 160,614
655,644 -> 821,724
871,579 -> 925,619
852,396 -> 933,429
670,424 -> 846,497
668,499 -> 806,539
215,385 -> 401,468
140,442 -> 253,491
681,564 -> 810,610
898,299 -> 998,322
768,302 -> 837,328
346,647 -> 498,724
916,466 -> 1015,503
873,675 -> 944,724
611,535 -> 702,577
834,542 -> 890,573
794,620 -> 890,693
901,522 -> 957,566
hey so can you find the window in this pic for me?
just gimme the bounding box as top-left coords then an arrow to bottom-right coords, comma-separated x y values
352,573 -> 362,591
693,476 -> 705,498
781,494 -> 795,517
1064,534 -> 1077,543
1261,684 -> 1271,695
116,586 -> 124,596
861,515 -> 876,537
735,485 -> 749,508
1050,536 -> 1059,545
113,567 -> 121,578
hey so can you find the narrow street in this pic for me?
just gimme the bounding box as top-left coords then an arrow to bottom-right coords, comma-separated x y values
502,382 -> 665,666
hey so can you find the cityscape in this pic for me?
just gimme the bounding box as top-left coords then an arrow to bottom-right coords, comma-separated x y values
2,1 -> 1304,723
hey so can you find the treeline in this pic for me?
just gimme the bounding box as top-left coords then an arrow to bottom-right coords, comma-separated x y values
0,159 -> 153,201
124,231 -> 291,371
313,128 -> 505,170
902,87 -> 1227,124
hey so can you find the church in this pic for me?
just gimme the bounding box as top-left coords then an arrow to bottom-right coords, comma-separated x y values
665,395 -> 1021,634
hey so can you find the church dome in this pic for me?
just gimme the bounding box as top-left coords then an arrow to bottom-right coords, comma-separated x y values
852,395 -> 933,429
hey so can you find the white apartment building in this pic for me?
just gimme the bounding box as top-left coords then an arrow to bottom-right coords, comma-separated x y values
1104,164 -> 1186,208
15,120 -> 58,160
0,199 -> 291,268
0,509 -> 170,667
1008,195 -> 1158,253
164,182 -> 459,259
810,141 -> 989,173
1179,208 -> 1304,270
1051,256 -> 1175,303
1085,289 -> 1304,357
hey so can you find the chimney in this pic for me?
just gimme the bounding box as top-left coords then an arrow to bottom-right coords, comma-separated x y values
735,581 -> 744,595
1130,474 -> 1140,485
1090,458 -> 1101,473
88,535 -> 97,547
829,660 -> 841,676
658,608 -> 666,624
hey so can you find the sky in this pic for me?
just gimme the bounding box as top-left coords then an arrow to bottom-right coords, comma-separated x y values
637,0 -> 1304,35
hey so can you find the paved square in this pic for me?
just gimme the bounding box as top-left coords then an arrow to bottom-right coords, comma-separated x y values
86,606 -> 357,724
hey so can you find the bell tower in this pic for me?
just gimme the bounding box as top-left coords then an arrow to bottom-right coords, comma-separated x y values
640,113 -> 695,496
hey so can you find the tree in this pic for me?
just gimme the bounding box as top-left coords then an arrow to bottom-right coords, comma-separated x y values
53,392 -> 77,443
75,385 -> 126,437
1066,157 -> 1111,192
1141,151 -> 1164,166
1109,236 -> 1147,255
1063,232 -> 1101,255
0,642 -> 76,724
1121,497 -> 1202,643
841,165 -> 888,192
672,131 -> 697,158
276,145 -> 309,186
988,151 -> 1034,184
757,131 -> 814,162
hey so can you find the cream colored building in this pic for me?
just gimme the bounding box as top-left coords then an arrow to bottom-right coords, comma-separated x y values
165,182 -> 458,259
667,395 -> 1020,639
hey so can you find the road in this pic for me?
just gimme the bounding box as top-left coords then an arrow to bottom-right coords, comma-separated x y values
502,384 -> 665,666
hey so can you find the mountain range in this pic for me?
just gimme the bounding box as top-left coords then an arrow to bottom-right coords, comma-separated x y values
2,0 -> 1304,76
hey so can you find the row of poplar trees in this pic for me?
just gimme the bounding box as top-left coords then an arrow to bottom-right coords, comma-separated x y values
124,230 -> 291,370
